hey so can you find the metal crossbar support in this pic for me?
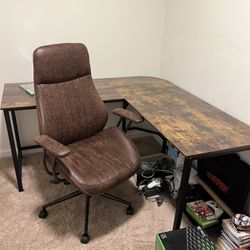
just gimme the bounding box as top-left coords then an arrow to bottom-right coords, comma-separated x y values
127,126 -> 168,153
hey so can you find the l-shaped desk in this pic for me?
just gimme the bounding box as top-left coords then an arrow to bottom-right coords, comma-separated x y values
2,76 -> 250,230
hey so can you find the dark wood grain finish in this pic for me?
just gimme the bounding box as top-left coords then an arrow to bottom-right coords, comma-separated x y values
95,77 -> 250,158
0,81 -> 122,110
2,76 -> 250,158
1,83 -> 36,110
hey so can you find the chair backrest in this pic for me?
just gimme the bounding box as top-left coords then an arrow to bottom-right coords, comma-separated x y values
33,43 -> 108,145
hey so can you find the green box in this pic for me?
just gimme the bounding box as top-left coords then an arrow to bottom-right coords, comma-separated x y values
155,229 -> 187,250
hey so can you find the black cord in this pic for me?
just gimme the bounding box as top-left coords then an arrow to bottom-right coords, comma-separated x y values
141,169 -> 155,179
139,159 -> 178,203
136,179 -> 150,192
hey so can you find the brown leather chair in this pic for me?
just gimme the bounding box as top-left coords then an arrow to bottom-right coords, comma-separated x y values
33,43 -> 141,244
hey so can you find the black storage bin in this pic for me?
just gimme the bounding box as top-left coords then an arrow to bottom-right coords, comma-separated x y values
197,154 -> 250,213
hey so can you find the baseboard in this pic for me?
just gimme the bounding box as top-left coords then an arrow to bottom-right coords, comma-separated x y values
0,148 -> 42,159
0,149 -> 11,158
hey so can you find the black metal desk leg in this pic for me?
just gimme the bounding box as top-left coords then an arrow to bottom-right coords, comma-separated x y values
122,100 -> 129,131
173,157 -> 192,230
11,110 -> 23,159
3,110 -> 24,192
161,139 -> 167,153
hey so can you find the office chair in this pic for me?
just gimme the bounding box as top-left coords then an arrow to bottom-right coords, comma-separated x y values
33,43 -> 141,244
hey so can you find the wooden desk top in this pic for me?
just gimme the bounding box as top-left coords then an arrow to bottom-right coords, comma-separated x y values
2,76 -> 250,158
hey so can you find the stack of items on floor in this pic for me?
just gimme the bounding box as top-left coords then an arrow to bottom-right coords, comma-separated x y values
186,199 -> 224,229
217,214 -> 250,249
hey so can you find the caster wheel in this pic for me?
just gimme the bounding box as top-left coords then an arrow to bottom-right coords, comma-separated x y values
50,179 -> 60,184
38,208 -> 48,219
63,180 -> 70,185
81,233 -> 90,244
126,205 -> 134,215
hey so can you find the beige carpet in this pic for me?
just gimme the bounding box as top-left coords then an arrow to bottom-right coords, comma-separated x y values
0,153 -> 188,250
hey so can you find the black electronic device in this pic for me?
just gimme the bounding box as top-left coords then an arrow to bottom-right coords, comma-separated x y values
136,155 -> 176,205
142,179 -> 169,197
155,226 -> 217,250
197,154 -> 250,213
137,155 -> 175,186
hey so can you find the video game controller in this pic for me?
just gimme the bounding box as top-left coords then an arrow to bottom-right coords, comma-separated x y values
147,178 -> 162,189
205,200 -> 223,218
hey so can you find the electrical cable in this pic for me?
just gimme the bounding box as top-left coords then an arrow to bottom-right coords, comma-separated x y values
138,158 -> 178,204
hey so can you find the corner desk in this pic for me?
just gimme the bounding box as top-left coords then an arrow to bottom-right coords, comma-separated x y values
2,76 -> 250,230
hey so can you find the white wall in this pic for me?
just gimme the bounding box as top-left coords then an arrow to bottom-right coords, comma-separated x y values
1,0 -> 250,164
160,0 -> 250,163
0,0 -> 167,156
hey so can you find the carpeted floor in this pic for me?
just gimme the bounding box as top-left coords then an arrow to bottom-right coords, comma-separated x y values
0,153 -> 188,250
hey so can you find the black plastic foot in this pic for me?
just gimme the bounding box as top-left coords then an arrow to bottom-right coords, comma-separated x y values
126,205 -> 134,215
50,179 -> 61,184
81,233 -> 90,244
38,208 -> 48,219
63,179 -> 70,185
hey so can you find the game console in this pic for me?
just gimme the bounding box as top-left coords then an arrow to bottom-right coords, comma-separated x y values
155,226 -> 216,250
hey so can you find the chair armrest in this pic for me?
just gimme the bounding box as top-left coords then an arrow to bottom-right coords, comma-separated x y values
35,135 -> 71,158
112,108 -> 143,124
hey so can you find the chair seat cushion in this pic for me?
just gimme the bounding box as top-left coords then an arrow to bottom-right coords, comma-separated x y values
58,127 -> 140,196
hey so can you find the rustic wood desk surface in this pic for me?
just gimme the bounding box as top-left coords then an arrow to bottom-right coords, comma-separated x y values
2,76 -> 250,158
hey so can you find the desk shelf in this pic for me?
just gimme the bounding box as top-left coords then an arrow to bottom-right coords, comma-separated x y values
184,175 -> 234,237
194,175 -> 234,217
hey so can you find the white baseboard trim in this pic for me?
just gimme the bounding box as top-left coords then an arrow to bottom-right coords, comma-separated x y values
0,148 -> 42,159
0,149 -> 11,158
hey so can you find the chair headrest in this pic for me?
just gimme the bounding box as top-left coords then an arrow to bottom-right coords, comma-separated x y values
33,43 -> 91,84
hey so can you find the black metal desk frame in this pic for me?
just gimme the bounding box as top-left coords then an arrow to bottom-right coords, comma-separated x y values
3,106 -> 40,191
2,80 -> 250,232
